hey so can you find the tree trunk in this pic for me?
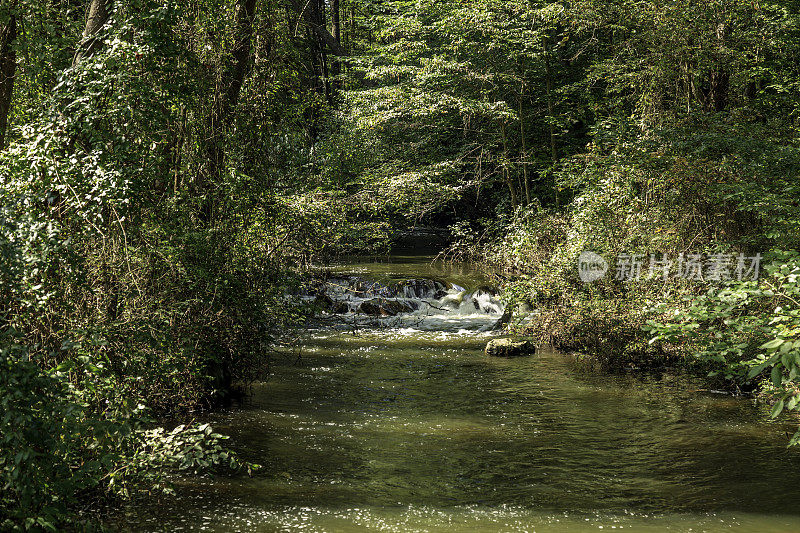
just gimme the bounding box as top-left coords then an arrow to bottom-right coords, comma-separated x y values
695,23 -> 729,113
331,0 -> 341,90
225,0 -> 258,113
202,0 -> 258,222
709,22 -> 729,112
543,35 -> 557,164
704,70 -> 729,112
518,82 -> 530,205
287,0 -> 345,56
312,0 -> 330,101
73,0 -> 113,66
500,122 -> 518,211
0,9 -> 17,150
332,0 -> 340,44
543,34 -> 557,207
349,4 -> 355,54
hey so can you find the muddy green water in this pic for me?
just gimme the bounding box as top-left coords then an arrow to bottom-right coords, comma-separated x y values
126,257 -> 800,532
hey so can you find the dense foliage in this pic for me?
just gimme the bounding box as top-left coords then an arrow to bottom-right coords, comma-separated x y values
431,0 -> 800,443
2,0 -> 800,528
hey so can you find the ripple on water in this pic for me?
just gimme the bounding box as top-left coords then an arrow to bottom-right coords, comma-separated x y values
124,257 -> 800,532
128,502 -> 800,532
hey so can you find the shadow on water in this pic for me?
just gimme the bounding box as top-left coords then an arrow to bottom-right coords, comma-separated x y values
124,257 -> 800,532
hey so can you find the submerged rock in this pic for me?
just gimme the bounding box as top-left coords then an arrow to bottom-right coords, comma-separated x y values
394,278 -> 450,299
485,338 -> 536,357
314,294 -> 349,314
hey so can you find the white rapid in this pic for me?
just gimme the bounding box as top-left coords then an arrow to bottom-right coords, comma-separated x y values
303,274 -> 505,332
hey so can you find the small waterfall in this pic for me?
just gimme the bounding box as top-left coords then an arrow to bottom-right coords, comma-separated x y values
302,275 -> 505,331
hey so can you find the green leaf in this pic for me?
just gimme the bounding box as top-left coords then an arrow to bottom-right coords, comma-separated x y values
772,365 -> 783,388
771,398 -> 785,419
748,363 -> 768,379
761,338 -> 784,350
788,395 -> 798,410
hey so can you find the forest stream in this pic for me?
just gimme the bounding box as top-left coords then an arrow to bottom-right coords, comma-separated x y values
125,256 -> 800,532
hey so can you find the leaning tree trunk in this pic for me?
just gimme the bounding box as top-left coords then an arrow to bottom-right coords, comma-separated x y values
73,0 -> 113,66
222,0 -> 258,117
543,33 -> 558,207
287,0 -> 345,57
201,0 -> 258,222
0,9 -> 17,150
331,0 -> 341,90
309,0 -> 330,101
518,80 -> 530,205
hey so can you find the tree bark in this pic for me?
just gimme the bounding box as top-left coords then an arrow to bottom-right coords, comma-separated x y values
310,0 -> 330,100
0,8 -> 17,150
331,0 -> 341,89
500,122 -> 518,211
694,23 -> 729,113
332,0 -> 340,44
708,22 -> 730,112
202,0 -> 258,221
543,34 -> 558,207
543,35 -> 557,164
223,0 -> 258,117
518,82 -> 530,205
73,0 -> 113,66
287,0 -> 346,56
705,70 -> 729,112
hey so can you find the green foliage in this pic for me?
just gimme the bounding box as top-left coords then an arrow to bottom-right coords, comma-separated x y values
1,1 -> 275,528
646,251 -> 800,444
0,337 -> 250,530
336,0 -> 577,217
2,0 -> 800,525
426,1 -> 800,429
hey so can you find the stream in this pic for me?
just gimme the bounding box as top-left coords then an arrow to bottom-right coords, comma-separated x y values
125,255 -> 800,532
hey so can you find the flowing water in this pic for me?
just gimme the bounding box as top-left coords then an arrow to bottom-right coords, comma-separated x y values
126,256 -> 800,532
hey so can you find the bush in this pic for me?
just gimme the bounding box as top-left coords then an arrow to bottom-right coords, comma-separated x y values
0,337 -> 249,530
646,250 -> 800,444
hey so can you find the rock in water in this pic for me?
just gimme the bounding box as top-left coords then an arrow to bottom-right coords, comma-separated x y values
485,338 -> 536,357
315,294 -> 349,314
492,307 -> 513,330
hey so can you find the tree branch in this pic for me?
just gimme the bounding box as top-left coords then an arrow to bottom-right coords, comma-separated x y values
286,0 -> 346,56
